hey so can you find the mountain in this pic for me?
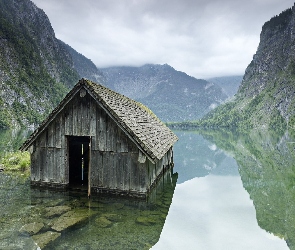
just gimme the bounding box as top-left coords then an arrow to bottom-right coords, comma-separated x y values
207,75 -> 243,99
193,5 -> 295,131
0,0 -> 77,128
0,0 -> 103,129
60,41 -> 104,83
100,64 -> 228,122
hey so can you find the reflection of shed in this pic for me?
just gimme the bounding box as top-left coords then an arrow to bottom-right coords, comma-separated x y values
20,79 -> 178,197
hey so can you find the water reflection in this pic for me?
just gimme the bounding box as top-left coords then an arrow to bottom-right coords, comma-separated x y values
152,129 -> 288,250
0,170 -> 177,249
1,128 -> 294,249
199,128 -> 295,249
173,130 -> 239,183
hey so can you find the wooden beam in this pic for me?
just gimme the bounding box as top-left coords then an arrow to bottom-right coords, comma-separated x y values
88,136 -> 92,198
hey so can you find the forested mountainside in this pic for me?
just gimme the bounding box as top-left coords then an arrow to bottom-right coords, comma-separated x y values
0,0 -> 77,128
0,0 -> 103,129
100,64 -> 228,122
192,5 -> 295,131
207,75 -> 243,99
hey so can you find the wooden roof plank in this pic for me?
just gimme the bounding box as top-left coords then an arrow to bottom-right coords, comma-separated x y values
20,79 -> 178,161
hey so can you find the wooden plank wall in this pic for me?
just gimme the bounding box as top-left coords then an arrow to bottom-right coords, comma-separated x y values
31,111 -> 68,184
30,88 -> 174,195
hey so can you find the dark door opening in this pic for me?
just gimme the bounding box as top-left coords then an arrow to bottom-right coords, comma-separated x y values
68,136 -> 90,187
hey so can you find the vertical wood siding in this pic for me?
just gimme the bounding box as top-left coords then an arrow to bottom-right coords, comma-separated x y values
30,88 -> 174,195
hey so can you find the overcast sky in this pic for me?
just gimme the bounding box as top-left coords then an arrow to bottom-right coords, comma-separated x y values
32,0 -> 294,79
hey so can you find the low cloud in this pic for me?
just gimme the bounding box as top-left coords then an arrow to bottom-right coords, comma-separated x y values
33,0 -> 294,78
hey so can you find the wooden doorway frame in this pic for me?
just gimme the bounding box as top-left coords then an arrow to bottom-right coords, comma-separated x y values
67,136 -> 91,196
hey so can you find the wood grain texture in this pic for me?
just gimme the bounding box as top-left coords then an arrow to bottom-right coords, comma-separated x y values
24,79 -> 176,196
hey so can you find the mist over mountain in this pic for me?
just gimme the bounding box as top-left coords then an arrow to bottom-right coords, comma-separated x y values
60,41 -> 104,83
207,75 -> 243,99
100,64 -> 228,122
193,4 -> 295,130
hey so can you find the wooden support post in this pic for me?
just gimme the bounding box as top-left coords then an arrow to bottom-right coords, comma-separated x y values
88,137 -> 92,198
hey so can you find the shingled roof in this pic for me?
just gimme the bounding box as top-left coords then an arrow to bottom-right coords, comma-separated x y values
21,79 -> 178,162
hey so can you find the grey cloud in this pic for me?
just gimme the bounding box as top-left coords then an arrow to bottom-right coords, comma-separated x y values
32,0 -> 294,78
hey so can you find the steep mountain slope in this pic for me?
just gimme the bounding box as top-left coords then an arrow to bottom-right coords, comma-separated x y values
207,75 -> 243,99
101,64 -> 228,122
101,64 -> 163,100
0,0 -> 105,129
0,0 -> 80,128
60,41 -> 104,83
196,5 -> 295,131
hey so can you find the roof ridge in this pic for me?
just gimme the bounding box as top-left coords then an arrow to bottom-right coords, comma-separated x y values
82,79 -> 177,160
21,79 -> 178,161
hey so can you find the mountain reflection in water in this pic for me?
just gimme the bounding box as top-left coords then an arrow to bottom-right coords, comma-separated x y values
0,129 -> 294,249
199,129 -> 294,249
153,129 -> 290,250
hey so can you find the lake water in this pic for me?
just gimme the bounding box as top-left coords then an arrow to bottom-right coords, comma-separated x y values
0,129 -> 294,249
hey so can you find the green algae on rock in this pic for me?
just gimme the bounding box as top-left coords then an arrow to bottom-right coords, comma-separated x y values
32,231 -> 61,249
19,222 -> 44,236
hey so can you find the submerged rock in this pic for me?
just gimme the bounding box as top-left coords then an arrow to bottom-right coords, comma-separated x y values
43,198 -> 64,207
84,200 -> 104,208
19,222 -> 44,235
44,206 -> 71,218
32,231 -> 61,249
51,209 -> 96,232
113,203 -> 125,210
95,216 -> 112,228
69,199 -> 85,208
136,216 -> 158,226
102,213 -> 123,222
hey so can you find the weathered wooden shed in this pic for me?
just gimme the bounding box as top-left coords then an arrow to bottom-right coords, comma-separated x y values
20,79 -> 178,197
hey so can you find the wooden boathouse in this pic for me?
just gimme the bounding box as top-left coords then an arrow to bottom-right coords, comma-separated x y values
20,79 -> 178,197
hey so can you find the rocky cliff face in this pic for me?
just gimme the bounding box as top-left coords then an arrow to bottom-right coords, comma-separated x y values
0,0 -> 103,129
199,4 -> 295,130
0,0 -> 79,87
0,0 -> 78,128
237,5 -> 295,126
60,41 -> 104,83
241,8 -> 294,97
101,64 -> 228,122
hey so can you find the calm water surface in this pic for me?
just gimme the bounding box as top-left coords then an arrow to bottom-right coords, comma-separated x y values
153,130 -> 291,250
0,129 -> 294,249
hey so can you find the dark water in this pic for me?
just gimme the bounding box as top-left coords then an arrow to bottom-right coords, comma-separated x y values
1,129 -> 294,249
